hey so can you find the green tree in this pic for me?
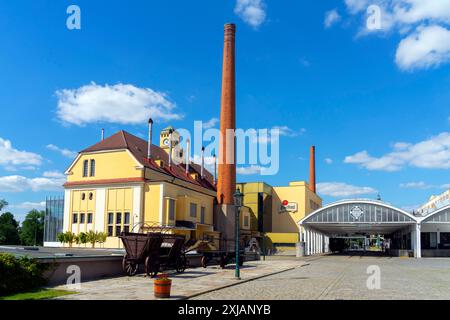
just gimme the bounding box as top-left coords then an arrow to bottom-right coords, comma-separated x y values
0,212 -> 20,245
19,210 -> 45,246
0,199 -> 8,211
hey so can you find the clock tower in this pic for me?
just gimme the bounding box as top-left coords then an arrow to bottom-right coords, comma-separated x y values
160,126 -> 184,164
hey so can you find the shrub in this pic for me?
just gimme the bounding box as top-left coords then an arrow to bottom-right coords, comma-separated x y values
65,231 -> 76,247
57,232 -> 66,244
0,253 -> 48,296
76,232 -> 87,245
86,230 -> 98,248
97,232 -> 107,247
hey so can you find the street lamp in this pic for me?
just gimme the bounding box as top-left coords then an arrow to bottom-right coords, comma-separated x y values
233,187 -> 244,280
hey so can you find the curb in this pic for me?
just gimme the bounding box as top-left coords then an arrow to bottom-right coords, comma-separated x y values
183,263 -> 305,300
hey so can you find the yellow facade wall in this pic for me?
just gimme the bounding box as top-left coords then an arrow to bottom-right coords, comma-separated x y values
162,182 -> 214,226
266,232 -> 299,244
69,189 -> 96,234
271,181 -> 322,234
144,183 -> 161,223
67,150 -> 143,182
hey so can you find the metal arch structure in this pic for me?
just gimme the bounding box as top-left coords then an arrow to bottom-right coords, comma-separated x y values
299,199 -> 418,235
297,199 -> 423,258
419,205 -> 450,224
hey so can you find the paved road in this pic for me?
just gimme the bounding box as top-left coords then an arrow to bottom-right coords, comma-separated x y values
191,255 -> 450,300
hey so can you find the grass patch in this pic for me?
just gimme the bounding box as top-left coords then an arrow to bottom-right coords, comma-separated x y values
0,288 -> 76,300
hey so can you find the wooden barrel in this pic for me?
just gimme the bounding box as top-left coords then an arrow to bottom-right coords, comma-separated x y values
154,277 -> 172,298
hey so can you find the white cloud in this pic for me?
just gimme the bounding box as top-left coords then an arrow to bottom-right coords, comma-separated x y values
325,9 -> 341,28
42,171 -> 66,179
0,174 -> 65,192
252,126 -> 305,144
273,126 -> 305,137
342,1 -> 450,71
345,0 -> 369,14
325,158 -> 333,164
192,155 -> 216,173
400,182 -> 450,190
46,144 -> 77,159
345,132 -> 450,171
237,165 -> 263,175
400,181 -> 432,189
396,25 -> 450,70
9,201 -> 46,210
56,83 -> 182,126
0,137 -> 43,169
234,0 -> 266,28
202,118 -> 219,129
317,182 -> 378,198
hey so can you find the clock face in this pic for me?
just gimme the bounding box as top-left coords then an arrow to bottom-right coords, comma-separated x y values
163,138 -> 170,146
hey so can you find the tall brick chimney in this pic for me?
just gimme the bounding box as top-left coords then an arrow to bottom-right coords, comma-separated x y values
215,23 -> 238,245
217,23 -> 236,205
309,146 -> 316,193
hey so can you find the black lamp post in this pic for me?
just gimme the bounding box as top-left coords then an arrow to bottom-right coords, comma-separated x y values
233,187 -> 244,279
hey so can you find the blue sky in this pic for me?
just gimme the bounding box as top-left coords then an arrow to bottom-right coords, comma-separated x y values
0,0 -> 449,221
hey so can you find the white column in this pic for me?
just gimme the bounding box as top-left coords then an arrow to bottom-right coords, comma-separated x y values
320,234 -> 323,253
308,229 -> 312,256
313,231 -> 316,255
94,188 -> 106,233
305,228 -> 309,255
415,224 -> 422,258
315,232 -> 318,254
317,233 -> 320,254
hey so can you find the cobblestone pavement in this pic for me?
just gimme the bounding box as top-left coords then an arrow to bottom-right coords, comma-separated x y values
191,255 -> 450,300
51,259 -> 300,300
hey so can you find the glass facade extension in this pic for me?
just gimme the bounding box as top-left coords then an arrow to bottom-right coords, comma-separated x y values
44,197 -> 64,243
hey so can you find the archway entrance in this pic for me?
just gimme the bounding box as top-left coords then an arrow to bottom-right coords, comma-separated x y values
298,200 -> 420,257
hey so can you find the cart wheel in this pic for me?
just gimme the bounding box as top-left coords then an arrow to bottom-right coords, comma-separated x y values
145,256 -> 159,278
122,256 -> 138,276
219,257 -> 226,269
176,256 -> 186,273
201,256 -> 208,268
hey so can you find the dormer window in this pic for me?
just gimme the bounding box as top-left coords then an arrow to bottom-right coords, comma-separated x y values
83,160 -> 89,177
90,159 -> 96,177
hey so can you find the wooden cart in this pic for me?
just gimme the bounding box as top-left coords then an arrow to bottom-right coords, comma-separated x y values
119,231 -> 163,276
198,237 -> 245,269
119,223 -> 188,277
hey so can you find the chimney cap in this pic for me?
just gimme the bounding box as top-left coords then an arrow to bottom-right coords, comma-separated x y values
224,23 -> 236,28
148,118 -> 153,124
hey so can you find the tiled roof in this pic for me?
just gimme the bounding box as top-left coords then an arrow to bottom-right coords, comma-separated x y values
81,130 -> 216,192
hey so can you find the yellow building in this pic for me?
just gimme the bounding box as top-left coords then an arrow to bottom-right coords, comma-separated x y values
418,189 -> 450,215
63,128 -> 220,248
236,181 -> 322,251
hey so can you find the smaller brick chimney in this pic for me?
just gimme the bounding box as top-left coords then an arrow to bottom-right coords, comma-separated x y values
309,146 -> 316,193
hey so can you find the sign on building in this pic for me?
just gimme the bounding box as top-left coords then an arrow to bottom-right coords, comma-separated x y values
280,200 -> 298,213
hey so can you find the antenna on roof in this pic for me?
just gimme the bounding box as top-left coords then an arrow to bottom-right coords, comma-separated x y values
147,118 -> 153,159
168,128 -> 173,168
185,138 -> 190,175
201,146 -> 205,179
213,153 -> 217,185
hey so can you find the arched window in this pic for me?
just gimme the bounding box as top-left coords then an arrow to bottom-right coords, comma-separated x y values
83,160 -> 89,177
90,159 -> 95,177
